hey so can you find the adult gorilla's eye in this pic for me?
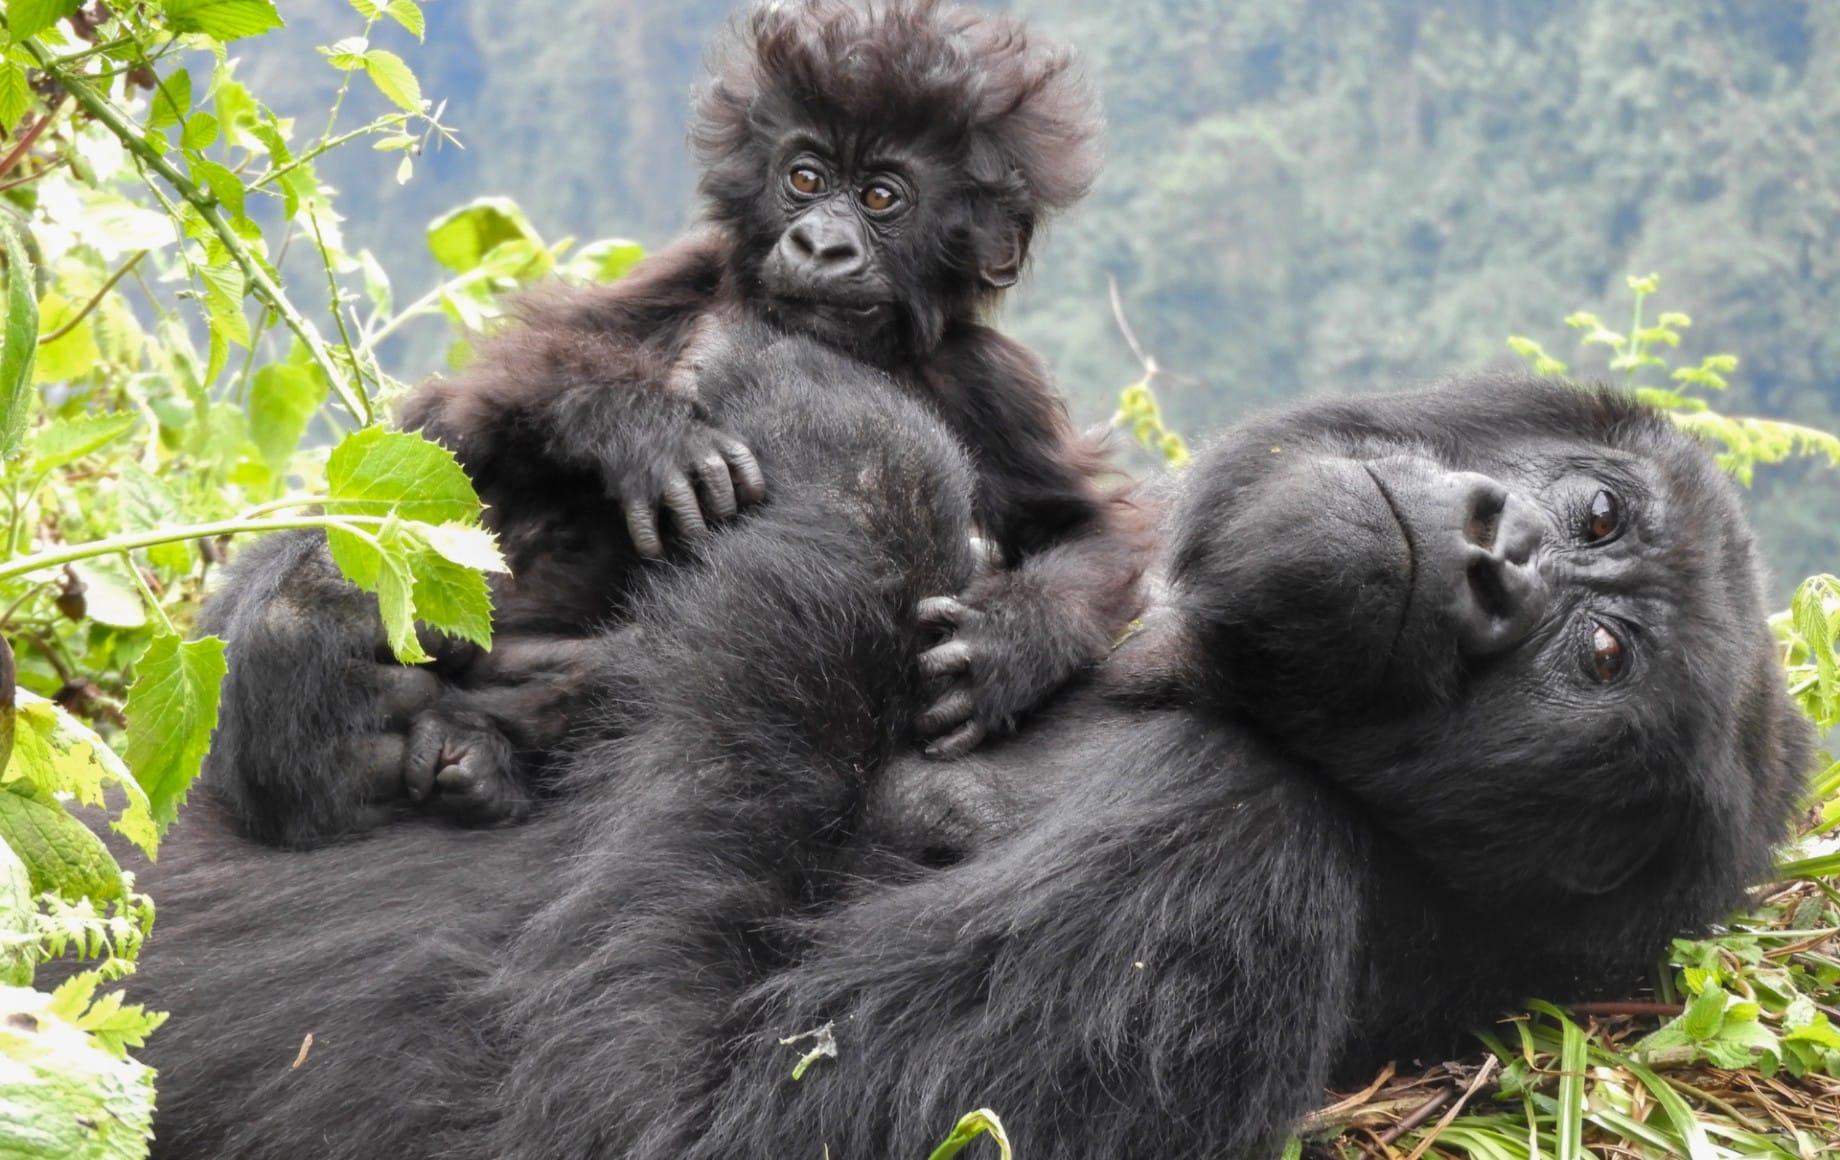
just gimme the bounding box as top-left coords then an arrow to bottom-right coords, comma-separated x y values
1589,619 -> 1627,683
788,166 -> 824,195
1585,489 -> 1620,542
861,184 -> 899,211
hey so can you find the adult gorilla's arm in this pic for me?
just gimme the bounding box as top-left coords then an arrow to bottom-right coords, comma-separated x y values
197,536 -> 597,847
699,718 -> 1369,1160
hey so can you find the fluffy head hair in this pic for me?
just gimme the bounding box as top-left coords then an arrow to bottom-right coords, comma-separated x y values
691,0 -> 1104,235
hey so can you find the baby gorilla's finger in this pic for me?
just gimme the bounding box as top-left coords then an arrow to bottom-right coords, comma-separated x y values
924,720 -> 988,761
696,451 -> 739,521
340,733 -> 408,802
919,639 -> 974,680
716,434 -> 767,505
623,498 -> 665,559
917,596 -> 977,629
917,688 -> 976,738
662,475 -> 709,541
375,665 -> 442,727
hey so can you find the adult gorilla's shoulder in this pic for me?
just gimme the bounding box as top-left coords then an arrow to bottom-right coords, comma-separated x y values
97,368 -> 1811,1160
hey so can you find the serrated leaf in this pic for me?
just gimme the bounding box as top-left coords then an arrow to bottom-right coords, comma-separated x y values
404,537 -> 494,648
190,156 -> 246,221
0,984 -> 157,1160
385,0 -> 424,39
320,35 -> 369,70
121,634 -> 226,828
68,559 -> 145,630
148,69 -> 192,131
0,839 -> 31,986
0,61 -> 29,135
182,110 -> 221,150
363,49 -> 422,112
1,695 -> 156,857
1,217 -> 38,458
0,787 -> 126,903
417,521 -> 507,574
4,0 -> 81,39
197,260 -> 251,351
325,426 -> 480,524
1680,983 -> 1727,1041
26,413 -> 138,472
427,197 -> 543,275
247,363 -> 326,471
163,0 -> 284,40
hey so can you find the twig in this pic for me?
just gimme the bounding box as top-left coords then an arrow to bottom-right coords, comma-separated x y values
0,155 -> 66,192
38,250 -> 146,345
25,45 -> 371,425
1400,1057 -> 1500,1160
1567,1001 -> 1685,1019
1107,274 -> 1158,379
1374,1089 -> 1455,1147
0,97 -> 68,179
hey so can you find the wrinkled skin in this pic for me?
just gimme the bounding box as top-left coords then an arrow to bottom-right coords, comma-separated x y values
85,358 -> 1810,1160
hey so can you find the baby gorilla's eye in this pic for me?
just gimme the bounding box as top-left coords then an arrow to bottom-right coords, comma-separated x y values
1589,619 -> 1627,683
1584,489 -> 1620,542
860,184 -> 899,211
788,166 -> 825,195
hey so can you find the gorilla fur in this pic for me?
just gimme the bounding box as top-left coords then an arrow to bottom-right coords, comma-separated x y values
109,346 -> 1810,1160
198,0 -> 1147,848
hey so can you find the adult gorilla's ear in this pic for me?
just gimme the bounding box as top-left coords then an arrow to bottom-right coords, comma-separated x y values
979,219 -> 1034,290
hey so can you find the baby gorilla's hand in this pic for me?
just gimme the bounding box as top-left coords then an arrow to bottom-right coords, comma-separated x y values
611,421 -> 767,558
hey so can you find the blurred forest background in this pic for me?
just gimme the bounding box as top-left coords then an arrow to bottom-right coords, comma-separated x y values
237,0 -> 1839,594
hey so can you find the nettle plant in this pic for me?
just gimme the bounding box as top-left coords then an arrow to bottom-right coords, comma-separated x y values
0,4 -> 640,1153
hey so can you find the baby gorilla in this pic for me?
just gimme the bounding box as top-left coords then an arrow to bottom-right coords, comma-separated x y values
198,0 -> 1148,848
100,365 -> 1809,1160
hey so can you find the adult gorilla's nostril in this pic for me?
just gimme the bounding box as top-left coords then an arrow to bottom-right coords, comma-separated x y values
1462,477 -> 1508,551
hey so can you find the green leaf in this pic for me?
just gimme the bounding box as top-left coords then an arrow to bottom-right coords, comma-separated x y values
26,413 -> 138,473
147,69 -> 193,131
1680,982 -> 1728,1041
566,238 -> 647,283
190,157 -> 246,221
0,60 -> 29,135
427,197 -> 543,275
384,0 -> 424,39
66,560 -> 145,630
3,0 -> 81,40
121,633 -> 227,828
162,0 -> 284,40
0,984 -> 157,1160
363,49 -> 422,112
0,787 -> 126,903
197,259 -> 251,358
320,36 -> 369,71
247,363 -> 327,472
926,1109 -> 1014,1160
0,217 -> 39,458
181,110 -> 221,151
0,838 -> 32,987
1,695 -> 156,858
325,426 -> 481,524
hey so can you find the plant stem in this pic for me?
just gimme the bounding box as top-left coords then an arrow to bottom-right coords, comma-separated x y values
25,45 -> 373,426
38,251 -> 147,345
120,552 -> 174,635
0,516 -> 387,584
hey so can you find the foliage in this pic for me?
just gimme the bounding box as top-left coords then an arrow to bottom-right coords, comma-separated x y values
0,3 -> 660,1153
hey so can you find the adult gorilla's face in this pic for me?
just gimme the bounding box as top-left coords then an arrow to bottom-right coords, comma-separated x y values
1169,374 -> 1807,900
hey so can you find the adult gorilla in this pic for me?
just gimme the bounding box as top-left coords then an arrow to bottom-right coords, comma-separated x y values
104,342 -> 1809,1160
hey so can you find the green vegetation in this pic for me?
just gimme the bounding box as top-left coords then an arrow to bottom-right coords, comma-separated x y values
1,5 -> 1837,1159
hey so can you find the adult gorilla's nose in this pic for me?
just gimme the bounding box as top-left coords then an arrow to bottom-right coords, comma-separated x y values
1441,472 -> 1549,657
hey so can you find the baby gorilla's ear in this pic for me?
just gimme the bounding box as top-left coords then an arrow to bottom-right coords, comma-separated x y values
978,221 -> 1031,290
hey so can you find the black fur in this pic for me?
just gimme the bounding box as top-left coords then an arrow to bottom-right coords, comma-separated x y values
197,0 -> 1147,847
101,357 -> 1810,1159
